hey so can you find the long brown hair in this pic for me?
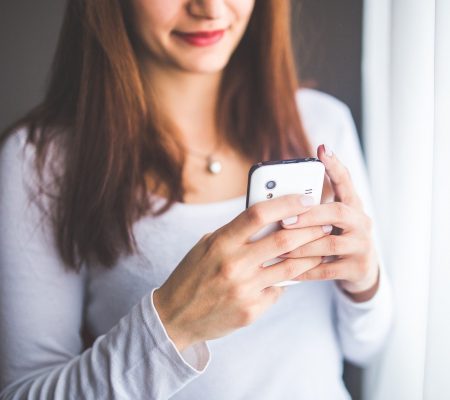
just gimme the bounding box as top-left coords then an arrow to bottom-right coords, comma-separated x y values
0,0 -> 323,271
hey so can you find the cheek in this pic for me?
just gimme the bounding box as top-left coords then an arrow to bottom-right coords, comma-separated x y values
131,0 -> 181,41
230,0 -> 255,24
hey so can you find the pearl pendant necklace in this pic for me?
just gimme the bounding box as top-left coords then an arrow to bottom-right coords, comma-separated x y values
186,137 -> 223,175
207,156 -> 222,174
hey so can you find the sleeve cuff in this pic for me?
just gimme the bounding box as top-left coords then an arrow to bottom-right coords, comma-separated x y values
144,287 -> 211,375
333,263 -> 391,311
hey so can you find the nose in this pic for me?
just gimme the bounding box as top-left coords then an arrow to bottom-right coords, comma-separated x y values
187,0 -> 226,19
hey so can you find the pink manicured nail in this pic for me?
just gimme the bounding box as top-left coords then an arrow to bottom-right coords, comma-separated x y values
324,144 -> 333,157
282,215 -> 298,225
322,225 -> 333,234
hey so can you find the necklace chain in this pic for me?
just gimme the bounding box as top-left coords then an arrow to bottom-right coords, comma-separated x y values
183,136 -> 223,175
184,136 -> 221,158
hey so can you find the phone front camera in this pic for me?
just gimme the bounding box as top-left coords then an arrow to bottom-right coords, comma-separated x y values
265,180 -> 276,190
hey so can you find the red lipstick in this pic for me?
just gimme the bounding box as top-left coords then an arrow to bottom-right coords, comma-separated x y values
172,29 -> 226,47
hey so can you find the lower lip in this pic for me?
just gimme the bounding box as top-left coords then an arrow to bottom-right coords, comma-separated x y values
173,30 -> 226,47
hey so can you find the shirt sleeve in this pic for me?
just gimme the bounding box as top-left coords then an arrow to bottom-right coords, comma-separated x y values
327,102 -> 394,367
0,129 -> 210,400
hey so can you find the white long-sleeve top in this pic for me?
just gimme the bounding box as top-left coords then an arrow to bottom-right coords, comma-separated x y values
0,89 -> 393,400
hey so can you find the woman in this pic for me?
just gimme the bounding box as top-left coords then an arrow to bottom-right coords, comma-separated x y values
0,1 -> 392,399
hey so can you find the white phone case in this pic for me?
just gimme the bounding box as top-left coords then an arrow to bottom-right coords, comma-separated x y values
246,158 -> 325,286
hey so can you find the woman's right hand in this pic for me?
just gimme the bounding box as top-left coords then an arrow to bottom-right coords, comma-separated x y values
153,194 -> 331,351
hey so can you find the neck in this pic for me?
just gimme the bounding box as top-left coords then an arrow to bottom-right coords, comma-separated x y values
143,60 -> 223,150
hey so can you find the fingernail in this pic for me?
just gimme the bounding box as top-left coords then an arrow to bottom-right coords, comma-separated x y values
324,144 -> 333,157
300,195 -> 315,207
282,215 -> 298,225
322,225 -> 333,234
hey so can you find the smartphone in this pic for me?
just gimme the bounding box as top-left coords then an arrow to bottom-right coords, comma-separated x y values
245,158 -> 325,286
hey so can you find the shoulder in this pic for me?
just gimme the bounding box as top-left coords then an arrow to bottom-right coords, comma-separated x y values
295,88 -> 354,132
0,125 -> 63,210
0,127 -> 32,182
0,126 -> 29,158
0,126 -> 64,251
294,88 -> 358,151
295,87 -> 351,117
0,127 -> 40,219
0,125 -> 47,190
1,125 -> 64,177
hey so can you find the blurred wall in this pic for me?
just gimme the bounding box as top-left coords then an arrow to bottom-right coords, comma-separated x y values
0,0 -> 65,132
292,0 -> 363,137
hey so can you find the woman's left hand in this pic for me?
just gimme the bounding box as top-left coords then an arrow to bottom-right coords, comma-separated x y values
279,144 -> 380,302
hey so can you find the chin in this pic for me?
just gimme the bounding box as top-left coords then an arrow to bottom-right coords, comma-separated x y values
175,54 -> 232,75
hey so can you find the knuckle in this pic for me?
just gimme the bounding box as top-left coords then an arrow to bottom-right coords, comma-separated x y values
207,230 -> 222,248
271,286 -> 285,302
238,306 -> 255,326
292,245 -> 305,258
200,231 -> 215,247
321,268 -> 337,280
335,202 -> 348,220
328,235 -> 339,254
201,231 -> 213,241
220,259 -> 238,281
283,260 -> 298,280
227,283 -> 247,301
302,270 -> 313,280
201,232 -> 223,259
273,230 -> 294,252
246,205 -> 266,227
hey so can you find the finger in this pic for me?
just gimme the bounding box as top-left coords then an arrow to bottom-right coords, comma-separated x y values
293,258 -> 356,282
258,256 -> 323,287
317,144 -> 363,209
218,193 -> 315,244
260,285 -> 286,304
283,202 -> 364,232
234,286 -> 286,327
241,225 -> 332,267
249,286 -> 287,318
286,234 -> 364,258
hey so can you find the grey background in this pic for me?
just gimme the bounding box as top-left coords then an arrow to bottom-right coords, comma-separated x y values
0,1 -> 364,398
0,1 -> 65,132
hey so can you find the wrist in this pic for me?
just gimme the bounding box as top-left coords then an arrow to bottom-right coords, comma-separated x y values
153,288 -> 193,352
339,265 -> 380,303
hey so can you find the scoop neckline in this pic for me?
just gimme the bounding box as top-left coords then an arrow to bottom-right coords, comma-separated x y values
150,193 -> 247,209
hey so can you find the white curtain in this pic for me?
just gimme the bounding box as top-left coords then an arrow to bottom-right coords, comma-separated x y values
423,0 -> 450,397
362,0 -> 450,399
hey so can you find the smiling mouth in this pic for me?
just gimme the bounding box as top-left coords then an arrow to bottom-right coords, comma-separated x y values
172,29 -> 226,47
